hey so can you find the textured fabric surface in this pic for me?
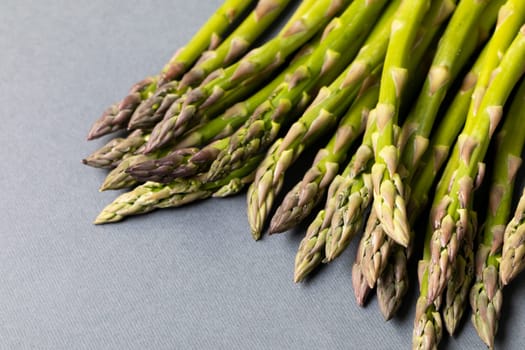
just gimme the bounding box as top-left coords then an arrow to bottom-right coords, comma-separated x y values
1,1 -> 524,349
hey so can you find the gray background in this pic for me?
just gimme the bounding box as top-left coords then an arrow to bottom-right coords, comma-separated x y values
1,0 -> 524,349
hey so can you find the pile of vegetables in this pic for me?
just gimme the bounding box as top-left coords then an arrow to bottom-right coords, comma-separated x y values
83,0 -> 525,348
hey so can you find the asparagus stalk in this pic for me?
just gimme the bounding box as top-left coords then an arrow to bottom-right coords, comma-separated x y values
125,39 -> 320,183
128,0 -> 295,130
269,80 -> 379,233
157,0 -> 257,86
501,188 -> 525,285
372,46 -> 490,321
414,26 -> 525,350
127,140 -> 228,183
369,0 -> 430,248
414,210 -> 455,350
179,0 -> 295,89
382,4 -> 510,337
143,0 -> 349,153
246,0 -> 403,239
406,61 -> 482,350
102,137 -> 230,190
324,0 -> 454,262
83,130 -> 148,169
296,0 -> 454,279
405,43 -> 487,218
246,78 -> 376,240
169,39 -> 314,150
87,0 -> 255,140
294,175 -> 349,283
100,138 -> 226,191
470,78 -> 525,348
125,147 -> 201,183
207,0 -> 394,183
358,0 -> 500,289
425,13 -> 525,308
94,155 -> 263,224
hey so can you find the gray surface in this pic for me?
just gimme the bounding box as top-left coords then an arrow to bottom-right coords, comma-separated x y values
1,0 -> 524,349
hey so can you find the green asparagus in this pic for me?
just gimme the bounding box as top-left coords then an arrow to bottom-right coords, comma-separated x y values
144,0 -> 349,153
269,80 -> 379,233
87,0 -> 255,139
207,0 -> 392,183
425,15 -> 525,307
128,0 -> 295,130
358,0 -> 500,290
83,130 -> 148,169
414,25 -> 525,349
94,155 -> 263,224
470,77 -> 525,348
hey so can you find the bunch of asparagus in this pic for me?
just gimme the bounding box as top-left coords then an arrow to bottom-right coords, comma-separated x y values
84,0 -> 525,348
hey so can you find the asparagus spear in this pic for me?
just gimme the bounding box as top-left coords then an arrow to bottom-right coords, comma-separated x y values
408,46 -> 490,217
125,38 -> 321,183
470,78 -> 525,348
143,0 -> 349,153
207,0 -> 394,183
358,0 -> 500,289
372,44 -> 491,321
87,0 -> 255,140
101,137 -> 229,190
269,81 -> 379,234
131,0 -> 320,131
128,0 -> 295,130
144,46 -> 304,151
369,0 -> 430,248
378,0 -> 515,333
157,0 -> 257,86
405,59 -> 483,350
414,26 -> 525,350
501,188 -> 525,285
296,0 -> 454,279
246,79 -> 376,240
83,130 -> 148,169
246,0 -> 404,239
324,0 -> 455,262
179,0 -> 295,89
294,175 -> 350,283
94,155 -> 263,224
100,139 -> 227,191
425,12 -> 525,308
127,140 -> 228,183
125,147 -> 202,183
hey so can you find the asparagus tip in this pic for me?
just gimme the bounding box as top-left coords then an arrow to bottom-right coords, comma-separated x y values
352,263 -> 371,306
251,229 -> 262,241
499,266 -> 511,286
268,218 -> 285,234
93,212 -> 118,225
93,218 -> 105,225
293,271 -> 304,284
324,250 -> 336,263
